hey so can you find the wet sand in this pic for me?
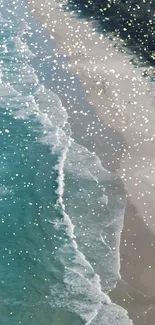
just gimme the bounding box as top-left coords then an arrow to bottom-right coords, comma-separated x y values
110,200 -> 155,325
28,0 -> 155,323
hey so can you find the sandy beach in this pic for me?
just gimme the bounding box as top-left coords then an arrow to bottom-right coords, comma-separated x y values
28,0 -> 155,323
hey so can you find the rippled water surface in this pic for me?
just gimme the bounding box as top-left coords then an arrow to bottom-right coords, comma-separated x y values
0,1 -> 133,324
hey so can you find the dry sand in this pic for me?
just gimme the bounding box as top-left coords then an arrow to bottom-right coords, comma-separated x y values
28,0 -> 155,323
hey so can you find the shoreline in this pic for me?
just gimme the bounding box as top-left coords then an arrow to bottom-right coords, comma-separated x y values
27,0 -> 155,324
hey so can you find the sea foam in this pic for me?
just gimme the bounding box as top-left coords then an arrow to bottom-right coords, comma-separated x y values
0,13 -> 132,325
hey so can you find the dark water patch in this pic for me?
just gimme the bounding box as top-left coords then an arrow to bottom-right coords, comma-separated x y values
65,0 -> 155,66
0,2 -> 132,324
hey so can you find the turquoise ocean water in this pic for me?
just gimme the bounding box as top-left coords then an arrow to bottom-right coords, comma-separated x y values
0,1 -> 132,324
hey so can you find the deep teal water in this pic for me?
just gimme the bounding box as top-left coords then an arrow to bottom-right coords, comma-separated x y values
0,1 -> 133,324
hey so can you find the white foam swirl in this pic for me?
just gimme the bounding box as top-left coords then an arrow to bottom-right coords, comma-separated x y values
0,14 -> 132,325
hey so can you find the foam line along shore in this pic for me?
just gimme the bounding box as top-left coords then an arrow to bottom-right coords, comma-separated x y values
26,0 -> 155,324
1,0 -> 155,324
27,1 -> 155,324
0,1 -> 133,325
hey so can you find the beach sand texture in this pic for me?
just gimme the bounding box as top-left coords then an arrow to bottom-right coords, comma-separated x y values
28,0 -> 155,323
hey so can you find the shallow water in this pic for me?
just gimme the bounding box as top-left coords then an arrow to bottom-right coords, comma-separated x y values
0,1 -> 132,324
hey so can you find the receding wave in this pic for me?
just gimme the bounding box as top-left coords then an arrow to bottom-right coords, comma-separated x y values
0,12 -> 132,325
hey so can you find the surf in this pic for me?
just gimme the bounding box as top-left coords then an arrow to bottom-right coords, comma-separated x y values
0,5 -> 132,325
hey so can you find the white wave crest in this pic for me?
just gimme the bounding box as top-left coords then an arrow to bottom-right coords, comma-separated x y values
0,19 -> 131,325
